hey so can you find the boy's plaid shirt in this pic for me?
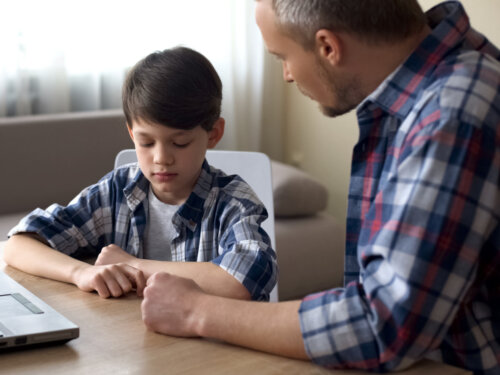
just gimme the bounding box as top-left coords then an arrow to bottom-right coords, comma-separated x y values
9,160 -> 278,301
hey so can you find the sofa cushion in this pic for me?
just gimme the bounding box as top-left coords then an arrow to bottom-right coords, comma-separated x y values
271,161 -> 328,217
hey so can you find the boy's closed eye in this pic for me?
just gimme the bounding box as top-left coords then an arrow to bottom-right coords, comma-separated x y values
173,142 -> 190,148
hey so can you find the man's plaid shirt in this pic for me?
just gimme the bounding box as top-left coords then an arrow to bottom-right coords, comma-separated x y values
299,2 -> 500,373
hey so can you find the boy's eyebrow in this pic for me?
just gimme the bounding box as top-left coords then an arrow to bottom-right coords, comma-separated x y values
133,131 -> 153,137
133,130 -> 189,137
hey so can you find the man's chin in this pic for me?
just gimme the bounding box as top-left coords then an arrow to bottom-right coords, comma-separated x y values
319,103 -> 357,118
320,105 -> 343,118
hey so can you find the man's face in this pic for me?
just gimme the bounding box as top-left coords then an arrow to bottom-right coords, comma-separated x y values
255,0 -> 364,117
128,119 -> 221,205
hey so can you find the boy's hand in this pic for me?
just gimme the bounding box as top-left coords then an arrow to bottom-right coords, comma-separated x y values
141,272 -> 204,337
73,263 -> 146,298
95,244 -> 137,267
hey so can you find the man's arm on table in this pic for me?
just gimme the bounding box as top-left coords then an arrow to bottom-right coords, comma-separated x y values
141,272 -> 308,359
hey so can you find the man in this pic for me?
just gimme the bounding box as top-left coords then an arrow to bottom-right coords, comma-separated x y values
141,1 -> 500,373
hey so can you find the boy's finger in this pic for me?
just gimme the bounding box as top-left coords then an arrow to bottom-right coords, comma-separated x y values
115,273 -> 135,295
120,265 -> 146,297
100,268 -> 127,297
133,270 -> 147,297
92,274 -> 111,298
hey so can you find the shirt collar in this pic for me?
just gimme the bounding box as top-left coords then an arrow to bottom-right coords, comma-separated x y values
175,159 -> 214,232
122,160 -> 215,231
357,1 -> 470,121
123,165 -> 149,212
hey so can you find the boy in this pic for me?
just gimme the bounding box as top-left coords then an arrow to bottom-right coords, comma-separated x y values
4,47 -> 277,301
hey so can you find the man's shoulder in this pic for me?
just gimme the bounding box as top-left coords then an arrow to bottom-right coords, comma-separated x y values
434,48 -> 500,85
424,50 -> 500,127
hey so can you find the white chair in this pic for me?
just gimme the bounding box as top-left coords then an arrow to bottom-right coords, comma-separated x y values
114,149 -> 278,302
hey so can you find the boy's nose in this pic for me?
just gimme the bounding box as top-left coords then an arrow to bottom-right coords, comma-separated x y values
154,147 -> 174,165
282,62 -> 294,83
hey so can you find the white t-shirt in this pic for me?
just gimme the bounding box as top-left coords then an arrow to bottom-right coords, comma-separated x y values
142,187 -> 180,261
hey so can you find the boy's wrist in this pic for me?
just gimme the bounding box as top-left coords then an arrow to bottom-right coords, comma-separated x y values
69,262 -> 91,286
129,257 -> 143,271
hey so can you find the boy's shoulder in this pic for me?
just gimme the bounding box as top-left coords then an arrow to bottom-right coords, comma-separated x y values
109,162 -> 142,183
206,163 -> 249,190
96,162 -> 146,198
203,163 -> 263,207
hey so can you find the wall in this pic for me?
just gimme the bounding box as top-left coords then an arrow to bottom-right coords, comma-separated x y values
0,110 -> 132,214
282,0 -> 500,233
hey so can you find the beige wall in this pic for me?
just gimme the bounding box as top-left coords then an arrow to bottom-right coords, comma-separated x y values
282,0 -> 500,231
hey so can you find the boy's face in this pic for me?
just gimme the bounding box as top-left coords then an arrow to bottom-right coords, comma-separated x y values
128,118 -> 224,205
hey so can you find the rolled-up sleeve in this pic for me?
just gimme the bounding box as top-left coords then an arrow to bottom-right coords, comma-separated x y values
8,174 -> 115,257
212,200 -> 278,301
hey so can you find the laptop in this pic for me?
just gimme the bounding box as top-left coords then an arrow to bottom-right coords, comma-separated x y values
0,271 -> 79,350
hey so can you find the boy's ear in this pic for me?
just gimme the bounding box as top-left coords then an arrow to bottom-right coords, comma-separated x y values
127,124 -> 135,141
207,118 -> 225,149
315,29 -> 342,66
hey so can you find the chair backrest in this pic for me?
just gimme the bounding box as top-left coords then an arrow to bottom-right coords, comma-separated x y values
114,149 -> 278,301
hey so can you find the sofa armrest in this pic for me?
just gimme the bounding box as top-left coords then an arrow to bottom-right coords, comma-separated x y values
276,212 -> 344,301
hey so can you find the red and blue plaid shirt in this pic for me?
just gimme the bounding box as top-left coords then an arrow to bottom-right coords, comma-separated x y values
299,2 -> 500,373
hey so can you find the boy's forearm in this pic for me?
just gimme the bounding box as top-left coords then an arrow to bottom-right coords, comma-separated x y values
3,233 -> 90,285
133,259 -> 251,300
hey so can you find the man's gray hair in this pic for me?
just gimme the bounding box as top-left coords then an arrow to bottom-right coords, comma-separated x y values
270,0 -> 426,49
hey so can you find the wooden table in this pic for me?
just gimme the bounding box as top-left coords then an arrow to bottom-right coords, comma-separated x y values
0,241 -> 471,374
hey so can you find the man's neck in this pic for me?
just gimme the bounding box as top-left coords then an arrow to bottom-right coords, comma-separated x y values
342,25 -> 432,97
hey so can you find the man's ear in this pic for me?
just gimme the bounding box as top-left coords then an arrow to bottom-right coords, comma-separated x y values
207,118 -> 225,148
315,29 -> 342,66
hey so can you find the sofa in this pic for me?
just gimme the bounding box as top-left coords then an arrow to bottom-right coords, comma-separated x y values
0,110 -> 345,300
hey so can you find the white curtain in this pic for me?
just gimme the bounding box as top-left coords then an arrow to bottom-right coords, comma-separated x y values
0,0 -> 284,155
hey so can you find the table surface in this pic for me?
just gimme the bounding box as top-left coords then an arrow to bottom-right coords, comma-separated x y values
0,241 -> 472,375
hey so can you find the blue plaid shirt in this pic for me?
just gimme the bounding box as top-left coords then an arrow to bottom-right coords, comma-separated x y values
9,160 -> 278,301
299,2 -> 500,373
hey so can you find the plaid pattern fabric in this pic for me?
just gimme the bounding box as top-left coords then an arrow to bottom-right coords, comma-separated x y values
9,160 -> 278,301
299,2 -> 500,373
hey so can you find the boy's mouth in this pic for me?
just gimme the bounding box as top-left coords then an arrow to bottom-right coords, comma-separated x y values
153,172 -> 178,181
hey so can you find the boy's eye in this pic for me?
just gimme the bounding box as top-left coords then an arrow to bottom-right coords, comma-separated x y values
140,143 -> 154,148
173,142 -> 190,148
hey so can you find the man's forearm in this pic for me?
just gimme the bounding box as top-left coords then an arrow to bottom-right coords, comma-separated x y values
196,294 -> 308,358
141,272 -> 308,358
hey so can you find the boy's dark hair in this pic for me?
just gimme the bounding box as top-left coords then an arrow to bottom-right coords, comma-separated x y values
122,47 -> 222,131
266,0 -> 427,49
